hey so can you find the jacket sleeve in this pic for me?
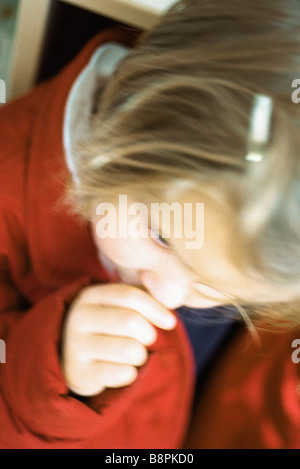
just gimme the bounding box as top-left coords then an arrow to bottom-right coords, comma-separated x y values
0,260 -> 103,448
0,251 -> 195,449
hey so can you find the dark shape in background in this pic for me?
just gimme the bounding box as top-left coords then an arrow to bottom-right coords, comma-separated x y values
36,0 -> 137,84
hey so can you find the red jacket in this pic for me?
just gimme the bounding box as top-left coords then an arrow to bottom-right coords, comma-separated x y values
0,27 -> 299,449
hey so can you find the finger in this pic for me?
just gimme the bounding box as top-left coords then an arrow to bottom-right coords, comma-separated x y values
80,335 -> 148,367
69,362 -> 138,397
79,284 -> 177,330
75,304 -> 157,346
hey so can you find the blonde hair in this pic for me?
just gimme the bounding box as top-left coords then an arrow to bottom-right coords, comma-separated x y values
69,0 -> 300,328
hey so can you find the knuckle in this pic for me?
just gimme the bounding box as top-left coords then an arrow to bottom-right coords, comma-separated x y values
106,365 -> 138,388
121,284 -> 143,303
75,284 -> 100,304
117,365 -> 138,385
122,341 -> 148,366
74,286 -> 90,303
123,313 -> 156,345
71,382 -> 104,397
123,310 -> 140,332
121,288 -> 136,304
76,349 -> 90,365
68,306 -> 89,334
135,348 -> 148,366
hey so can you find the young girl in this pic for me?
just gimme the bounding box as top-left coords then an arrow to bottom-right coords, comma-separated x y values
0,0 -> 299,449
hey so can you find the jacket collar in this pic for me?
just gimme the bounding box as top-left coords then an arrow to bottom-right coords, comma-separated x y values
63,42 -> 129,184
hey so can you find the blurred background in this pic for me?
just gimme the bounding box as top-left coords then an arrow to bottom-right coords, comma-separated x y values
0,0 -> 178,101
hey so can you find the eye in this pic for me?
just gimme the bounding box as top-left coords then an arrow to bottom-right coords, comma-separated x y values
148,227 -> 169,248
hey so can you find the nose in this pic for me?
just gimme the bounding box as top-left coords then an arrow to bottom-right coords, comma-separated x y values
139,270 -> 188,309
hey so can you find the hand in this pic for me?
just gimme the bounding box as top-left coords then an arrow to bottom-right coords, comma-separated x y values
61,283 -> 176,397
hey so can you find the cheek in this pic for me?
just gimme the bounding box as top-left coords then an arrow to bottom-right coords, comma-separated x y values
97,238 -> 139,268
91,209 -> 161,270
94,235 -> 161,270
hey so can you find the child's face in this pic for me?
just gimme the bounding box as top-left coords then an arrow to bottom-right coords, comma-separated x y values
91,187 -> 274,310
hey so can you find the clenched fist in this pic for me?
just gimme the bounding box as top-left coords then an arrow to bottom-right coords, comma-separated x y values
61,283 -> 177,396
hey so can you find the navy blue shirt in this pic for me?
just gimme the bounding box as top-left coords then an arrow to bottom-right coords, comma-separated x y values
176,305 -> 237,378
